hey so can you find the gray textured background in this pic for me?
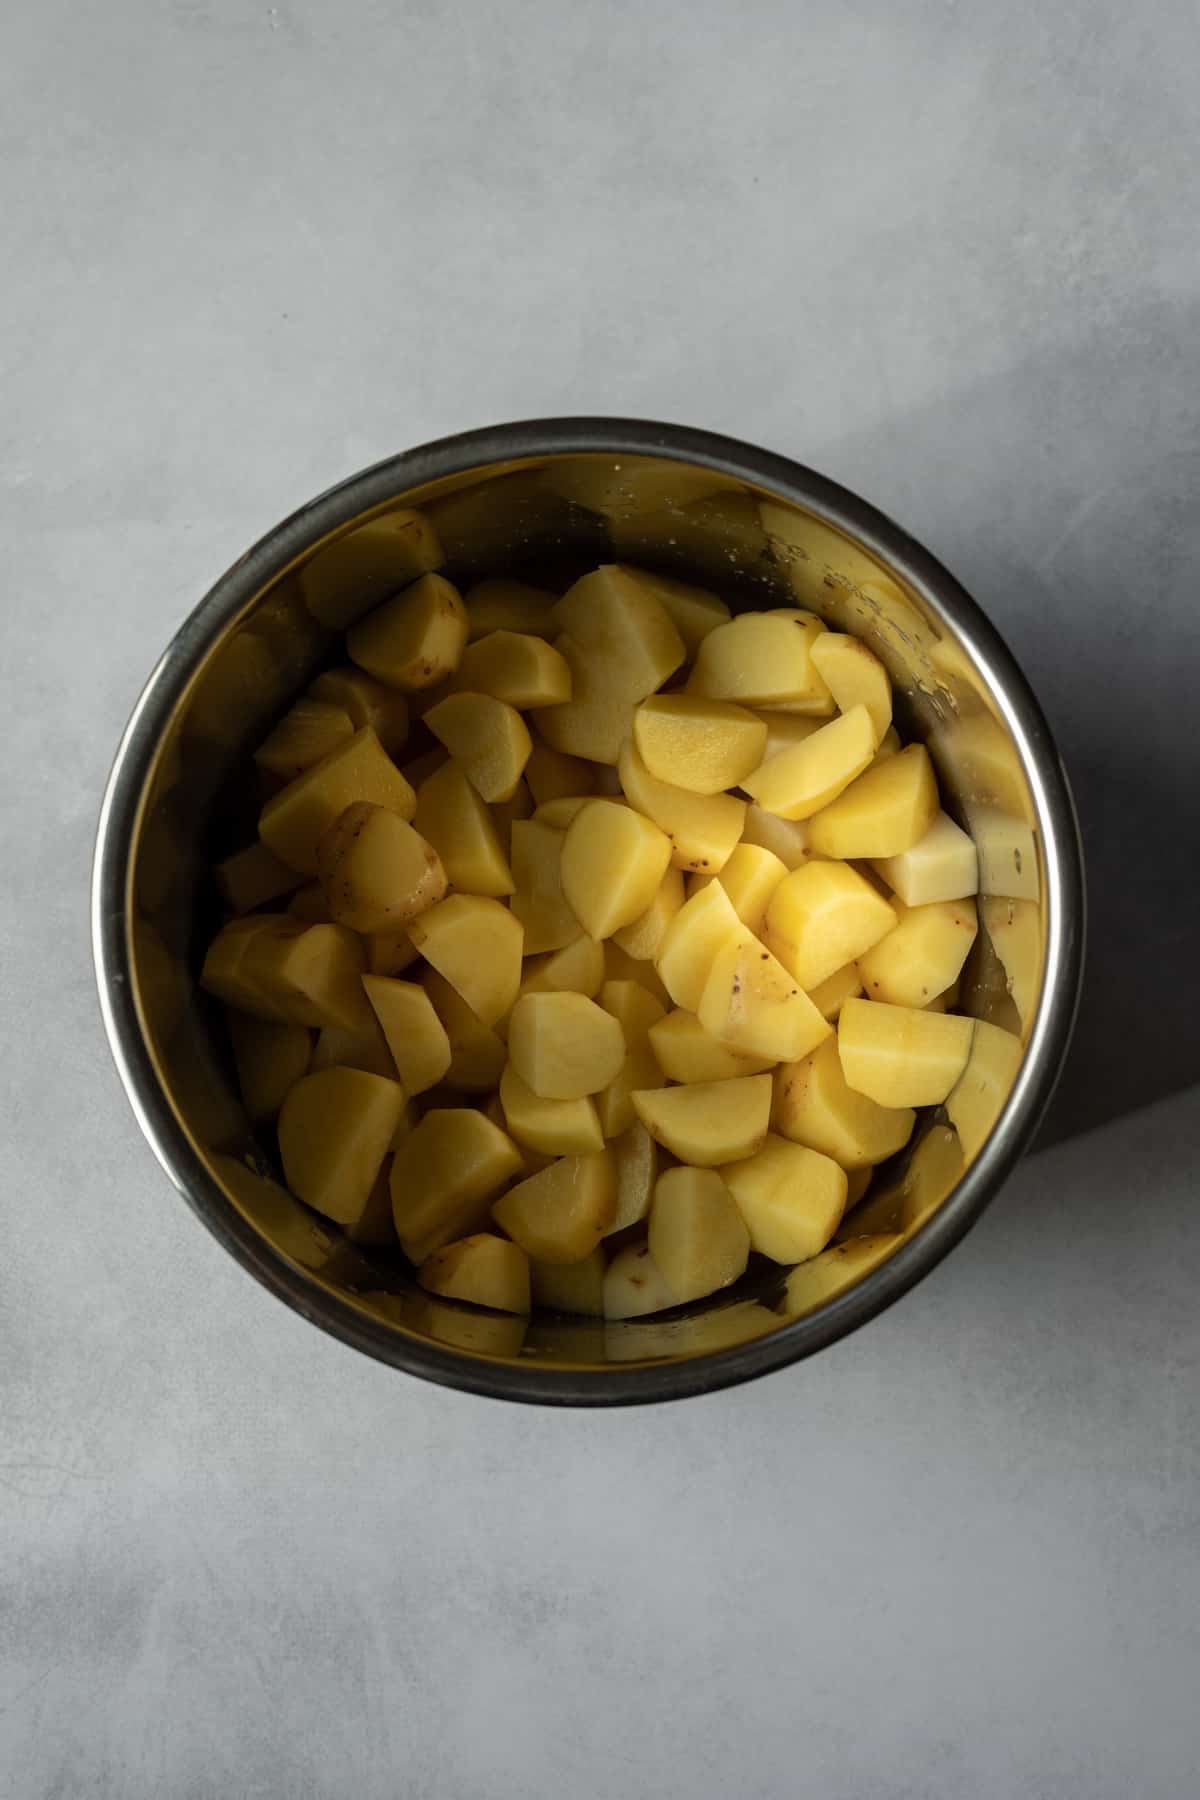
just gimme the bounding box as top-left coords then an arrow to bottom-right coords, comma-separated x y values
4,2 -> 1199,1795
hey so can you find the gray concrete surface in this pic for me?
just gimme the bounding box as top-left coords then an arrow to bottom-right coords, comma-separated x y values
3,1 -> 1199,1794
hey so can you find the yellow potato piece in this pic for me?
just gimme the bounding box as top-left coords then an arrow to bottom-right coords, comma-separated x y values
254,699 -> 355,780
201,916 -> 299,1016
507,991 -> 626,1100
530,795 -> 596,829
807,743 -> 939,859
364,922 -> 419,976
809,632 -> 892,742
491,1149 -> 617,1263
782,1234 -> 902,1316
309,666 -> 410,758
631,1074 -> 772,1167
980,896 -> 1041,1030
516,934 -> 606,1004
609,865 -> 685,963
603,1241 -> 676,1319
419,1233 -> 531,1315
347,572 -> 468,690
621,566 -> 730,654
259,727 -> 416,875
764,860 -> 897,991
721,1136 -> 846,1263
687,609 -> 834,713
215,842 -> 302,914
421,969 -> 507,1092
872,726 -> 901,764
647,1009 -> 775,1083
408,895 -> 523,1027
603,940 -> 672,1010
509,821 -> 578,955
489,777 -> 533,848
300,509 -> 443,630
316,802 -> 446,933
618,741 -> 745,874
806,960 -> 863,1021
971,804 -> 1040,902
412,760 -> 513,898
858,897 -> 978,1009
560,799 -> 672,940
633,695 -> 767,796
755,713 -> 825,760
530,1247 -> 607,1317
688,842 -> 788,933
403,1292 -> 527,1357
742,705 -> 876,821
309,1012 -> 396,1080
344,1159 -> 398,1248
740,804 -> 814,870
536,632 -> 639,766
278,1067 -> 407,1225
227,1013 -> 312,1123
391,1108 -> 524,1263
772,1035 -> 915,1168
944,1019 -> 1023,1159
698,931 -> 831,1063
464,577 -> 559,640
606,1120 -> 659,1235
844,1165 -> 873,1212
453,630 -> 571,707
838,998 -> 974,1107
872,810 -> 979,906
523,743 -> 599,806
595,978 -> 666,1138
423,691 -> 532,804
553,564 -> 686,697
241,920 -> 374,1033
654,879 -> 743,1012
362,976 -> 452,1095
499,1062 -> 604,1156
649,1167 -> 750,1303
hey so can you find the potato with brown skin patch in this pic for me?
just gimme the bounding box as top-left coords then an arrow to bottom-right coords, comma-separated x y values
316,802 -> 446,933
347,572 -> 468,690
419,1234 -> 531,1315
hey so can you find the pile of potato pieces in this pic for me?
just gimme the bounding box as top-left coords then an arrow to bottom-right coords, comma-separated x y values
203,560 -> 1015,1326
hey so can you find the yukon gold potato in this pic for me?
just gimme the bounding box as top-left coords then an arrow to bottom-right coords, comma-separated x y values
945,1019 -> 1023,1159
201,916 -> 299,1016
498,1063 -> 604,1157
807,744 -> 939,859
309,1012 -> 396,1080
688,843 -> 788,933
255,698 -> 355,781
408,895 -> 523,1026
453,630 -> 571,708
553,565 -> 686,697
631,1073 -> 772,1167
872,810 -> 978,906
654,879 -> 743,1012
523,743 -> 599,807
412,760 -> 513,898
698,932 -> 831,1063
517,934 -> 606,1004
595,979 -> 665,1138
980,896 -> 1041,1030
764,860 -> 896,991
809,632 -> 892,742
610,865 -> 685,962
649,1167 -> 750,1304
782,1235 -> 902,1315
509,821 -> 578,954
362,976 -> 452,1095
742,705 -> 876,821
227,1013 -> 312,1122
507,992 -> 626,1100
604,940 -> 672,1010
464,577 -> 558,640
530,1247 -> 607,1316
606,1120 -> 659,1235
535,632 -> 638,765
755,713 -> 824,760
421,969 -> 506,1091
215,841 -> 303,914
278,1067 -> 407,1224
806,960 -> 863,1021
316,802 -> 446,933
423,691 -> 531,804
259,727 -> 416,874
530,796 -> 596,829
773,1035 -> 915,1168
623,566 -> 730,654
838,998 -> 973,1108
391,1108 -> 524,1263
309,666 -> 410,758
740,804 -> 813,870
300,509 -> 442,630
633,695 -> 767,795
560,799 -> 672,940
721,1136 -> 847,1263
687,610 -> 833,713
419,1233 -> 531,1315
647,1009 -> 775,1083
243,920 -> 373,1033
347,572 -> 468,690
491,1149 -> 616,1263
858,896 -> 978,1009
617,741 -> 744,874
603,1242 -> 677,1319
490,776 -> 533,842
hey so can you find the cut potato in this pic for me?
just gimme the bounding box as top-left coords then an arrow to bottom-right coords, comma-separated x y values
699,932 -> 831,1063
807,960 -> 863,1021
764,860 -> 897,991
740,804 -> 814,870
604,940 -> 672,1010
649,1167 -> 750,1303
391,1108 -> 524,1263
255,698 -> 355,781
309,1013 -> 396,1080
655,878 -> 743,1012
561,799 -> 672,940
773,1035 -> 915,1168
688,843 -> 788,933
872,727 -> 901,764
259,728 -> 416,874
419,1233 -> 531,1315
721,1136 -> 846,1263
858,897 -> 978,1009
345,1159 -> 398,1248
531,795 -> 596,829
755,713 -> 825,761
421,969 -> 507,1092
201,916 -> 299,1016
490,776 -> 533,845
687,610 -> 833,713
553,565 -> 686,697
632,1074 -> 772,1167
423,691 -> 531,804
286,882 -> 334,923
971,805 -> 1040,902
647,1009 -> 774,1084
507,991 -> 626,1100
403,1292 -> 527,1357
523,743 -> 599,807
453,630 -> 571,708
408,895 -> 523,1026
872,810 -> 978,907
979,896 -> 1040,1030
610,865 -> 685,962
606,1120 -> 659,1235
278,1067 -> 407,1225
363,976 -> 453,1095
742,705 -> 876,821
241,921 -> 373,1033
498,1062 -> 604,1156
464,577 -> 558,640
603,1241 -> 677,1319
227,1013 -> 312,1122
215,842 -> 303,914
530,1248 -> 607,1316
944,1019 -> 1023,1159
595,978 -> 665,1138
844,1165 -> 873,1212
517,934 -> 606,1004
617,740 -> 744,874
633,695 -> 767,796
809,632 -> 892,742
347,572 -> 468,690
364,923 -> 419,976
808,744 -> 939,859
309,666 -> 410,759
623,566 -> 731,654
535,632 -> 637,765
316,802 -> 446,933
412,760 -> 513,898
782,1235 -> 902,1315
838,998 -> 974,1107
300,509 -> 443,630
491,1149 -> 616,1263
510,821 -> 578,955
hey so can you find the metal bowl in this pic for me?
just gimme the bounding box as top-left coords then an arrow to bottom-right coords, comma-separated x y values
92,419 -> 1084,1403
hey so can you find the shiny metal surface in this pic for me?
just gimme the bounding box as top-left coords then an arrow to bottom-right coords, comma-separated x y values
92,420 -> 1084,1404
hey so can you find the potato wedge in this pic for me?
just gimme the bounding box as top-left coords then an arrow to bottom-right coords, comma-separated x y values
688,843 -> 788,934
617,741 -> 744,874
201,915 -> 299,1017
782,1234 -> 902,1315
530,1247 -> 607,1316
606,1120 -> 659,1235
347,572 -> 468,690
647,1009 -> 775,1084
838,998 -> 974,1107
309,666 -> 410,758
944,1018 -> 1023,1159
363,923 -> 419,976
423,691 -> 531,804
603,940 -> 672,1010
535,632 -> 639,766
633,695 -> 767,796
491,1149 -> 616,1263
509,820 -> 578,955
772,1035 -> 915,1169
421,969 -> 507,1092
464,577 -> 559,640
807,743 -> 939,859
742,705 -> 876,821
740,804 -> 814,870
316,802 -> 446,933
453,630 -> 571,708
687,609 -> 833,713
344,1159 -> 399,1248
215,842 -> 303,915
603,1241 -> 677,1319
419,1233 -> 531,1315
362,976 -> 453,1095
721,1136 -> 846,1263
391,1108 -> 524,1263
755,712 -> 825,761
858,897 -> 978,1009
301,509 -> 443,630
872,810 -> 979,906
553,564 -> 686,696
412,760 -> 514,898
254,698 -> 355,781
610,865 -> 685,962
654,878 -> 743,1012
498,1063 -> 604,1157
622,566 -> 730,654
259,727 -> 416,875
595,978 -> 665,1137
531,795 -> 597,830
560,799 -> 672,940
764,860 -> 896,992
408,895 -> 523,1027
227,1013 -> 312,1123
507,991 -> 626,1100
698,932 -> 831,1063
805,959 -> 863,1021
523,742 -> 599,807
516,934 -> 606,1003
309,1012 -> 396,1080
649,1167 -> 750,1303
809,632 -> 892,742
242,921 -> 374,1033
631,1074 -> 772,1166
278,1067 -> 407,1225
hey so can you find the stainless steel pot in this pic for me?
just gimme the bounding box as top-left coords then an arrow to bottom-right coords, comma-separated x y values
92,419 -> 1084,1403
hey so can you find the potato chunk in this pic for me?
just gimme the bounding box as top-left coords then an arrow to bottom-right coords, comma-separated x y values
618,741 -> 744,874
553,564 -> 686,697
464,577 -> 559,640
688,843 -> 788,934
633,695 -> 767,795
259,728 -> 416,874
872,810 -> 978,906
858,897 -> 978,1008
421,969 -> 506,1091
454,630 -> 571,707
623,566 -> 730,654
603,1242 -> 677,1319
740,804 -> 814,870
412,760 -> 513,898
423,691 -> 531,804
979,896 -> 1041,1030
309,666 -> 410,758
595,979 -> 665,1137
419,1233 -> 531,1315
301,509 -> 443,630
809,632 -> 892,741
491,1149 -> 616,1262
764,860 -> 896,991
516,934 -> 606,1004
655,878 -> 744,1012
242,920 -> 373,1032
227,1013 -> 312,1123
316,802 -> 446,933
782,1235 -> 902,1315
649,1167 -> 750,1303
807,744 -> 939,859
201,915 -> 297,1016
215,842 -> 303,914
408,895 -> 523,1027
838,998 -> 973,1107
347,572 -> 468,690
535,634 -> 636,765
698,932 -> 831,1063
687,610 -> 833,712
606,1120 -> 659,1235
945,1019 -> 1023,1159
309,1012 -> 396,1080
530,1248 -> 607,1316
755,713 -> 824,760
498,1062 -> 604,1156
610,865 -> 685,962
507,992 -> 626,1100
631,1074 -> 772,1166
773,1035 -> 915,1169
254,699 -> 354,780
647,1010 -> 775,1083
362,976 -> 452,1095
391,1108 -> 524,1263
560,799 -> 672,940
604,940 -> 672,1009
278,1067 -> 407,1225
510,821 -> 578,955
805,959 -> 863,1021
721,1136 -> 846,1263
523,743 -> 599,806
742,705 -> 876,821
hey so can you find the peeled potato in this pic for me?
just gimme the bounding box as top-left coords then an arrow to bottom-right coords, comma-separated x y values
242,921 -> 373,1033
807,744 -> 939,859
742,705 -> 876,821
698,932 -> 831,1063
227,1012 -> 312,1122
464,577 -> 559,640
301,509 -> 443,631
316,802 -> 446,933
980,896 -> 1040,1030
408,895 -> 523,1027
215,841 -> 303,915
633,694 -> 767,795
782,1234 -> 902,1316
603,1241 -> 677,1319
621,566 -> 730,654
754,713 -> 824,760
344,1158 -> 399,1248
688,842 -> 788,934
610,865 -> 685,961
604,940 -> 672,1010
655,879 -> 743,1012
422,969 -> 506,1091
553,565 -> 686,697
524,743 -> 599,806
631,1074 -> 772,1167
413,760 -> 513,898
687,609 -> 833,712
647,1009 -> 774,1083
516,935 -> 606,1004
721,1136 -> 846,1263
364,922 -> 419,977
838,997 -> 974,1107
945,1018 -> 1023,1159
363,976 -> 452,1095
491,1149 -> 616,1262
423,691 -> 532,804
499,1062 -> 604,1156
507,991 -> 626,1100
347,572 -> 468,690
309,1013 -> 396,1080
419,1233 -> 531,1315
560,799 -> 672,940
772,1035 -> 915,1168
535,634 -> 637,765
872,810 -> 978,906
201,915 -> 298,1016
740,804 -> 814,870
309,665 -> 410,758
618,740 -> 744,874
649,1167 -> 750,1304
278,1067 -> 407,1225
595,978 -> 665,1138
806,960 -> 863,1021
510,821 -> 578,954
260,728 -> 416,874
391,1108 -> 524,1263
809,632 -> 892,742
606,1120 -> 659,1235
530,1248 -> 607,1316
531,795 -> 596,829
872,727 -> 901,764
858,897 -> 978,1009
255,698 -> 355,780
764,860 -> 897,991
452,630 -> 571,708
